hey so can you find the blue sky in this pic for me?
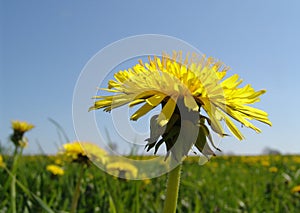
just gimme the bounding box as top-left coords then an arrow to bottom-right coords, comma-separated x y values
1,0 -> 299,155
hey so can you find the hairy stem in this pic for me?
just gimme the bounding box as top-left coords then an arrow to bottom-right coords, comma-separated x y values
162,163 -> 182,213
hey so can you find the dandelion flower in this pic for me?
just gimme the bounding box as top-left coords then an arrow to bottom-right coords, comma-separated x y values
90,51 -> 271,160
0,155 -> 5,168
106,161 -> 138,179
54,158 -> 64,166
292,156 -> 300,164
10,120 -> 34,148
261,160 -> 270,167
63,142 -> 86,159
140,173 -> 152,184
62,141 -> 107,165
61,142 -> 106,213
291,185 -> 300,193
269,166 -> 278,173
11,120 -> 34,134
46,164 -> 64,176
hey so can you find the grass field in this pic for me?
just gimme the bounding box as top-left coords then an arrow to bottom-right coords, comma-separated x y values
1,155 -> 300,213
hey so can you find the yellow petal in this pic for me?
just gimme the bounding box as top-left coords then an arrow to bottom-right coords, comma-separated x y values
221,74 -> 242,89
157,96 -> 178,126
220,111 -> 245,140
225,106 -> 262,132
200,98 -> 225,136
146,93 -> 167,106
129,99 -> 145,107
131,103 -> 155,121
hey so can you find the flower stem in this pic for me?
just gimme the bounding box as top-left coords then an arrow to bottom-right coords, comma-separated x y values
10,146 -> 22,213
11,175 -> 16,213
70,165 -> 85,213
163,163 -> 182,213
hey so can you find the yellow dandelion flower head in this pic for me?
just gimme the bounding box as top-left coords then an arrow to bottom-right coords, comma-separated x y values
81,142 -> 108,164
140,173 -> 152,184
54,158 -> 64,166
0,155 -> 6,168
46,164 -> 64,176
11,120 -> 34,134
62,141 -> 107,164
90,51 -> 272,160
106,161 -> 138,179
143,178 -> 151,185
269,166 -> 278,173
291,185 -> 300,193
63,141 -> 86,158
292,156 -> 300,164
261,160 -> 270,167
10,120 -> 34,148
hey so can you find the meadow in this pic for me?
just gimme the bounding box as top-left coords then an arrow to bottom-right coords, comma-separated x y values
0,154 -> 299,213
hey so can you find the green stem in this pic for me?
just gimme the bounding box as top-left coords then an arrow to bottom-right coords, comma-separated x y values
13,146 -> 18,157
162,163 -> 182,213
70,165 -> 85,213
11,175 -> 16,213
10,146 -> 22,213
135,181 -> 140,213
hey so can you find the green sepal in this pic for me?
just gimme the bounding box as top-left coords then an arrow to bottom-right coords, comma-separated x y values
195,123 -> 216,157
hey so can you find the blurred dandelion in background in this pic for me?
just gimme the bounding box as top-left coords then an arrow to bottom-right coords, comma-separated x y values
291,185 -> 300,194
10,120 -> 34,150
59,141 -> 107,213
46,164 -> 64,176
60,141 -> 107,166
106,161 -> 138,179
268,166 -> 278,173
0,154 -> 5,168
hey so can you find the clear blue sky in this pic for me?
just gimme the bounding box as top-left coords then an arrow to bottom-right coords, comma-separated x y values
1,0 -> 299,155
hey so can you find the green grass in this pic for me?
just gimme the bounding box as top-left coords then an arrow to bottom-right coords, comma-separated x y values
0,155 -> 300,212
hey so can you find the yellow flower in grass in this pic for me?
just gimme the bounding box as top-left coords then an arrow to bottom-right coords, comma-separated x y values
46,164 -> 64,176
292,156 -> 300,164
90,51 -> 271,160
10,120 -> 34,147
139,173 -> 152,185
106,161 -> 138,179
54,158 -> 64,166
261,160 -> 270,167
291,185 -> 300,193
63,142 -> 85,158
11,120 -> 34,134
0,155 -> 5,168
142,178 -> 151,185
269,166 -> 278,173
62,141 -> 107,165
